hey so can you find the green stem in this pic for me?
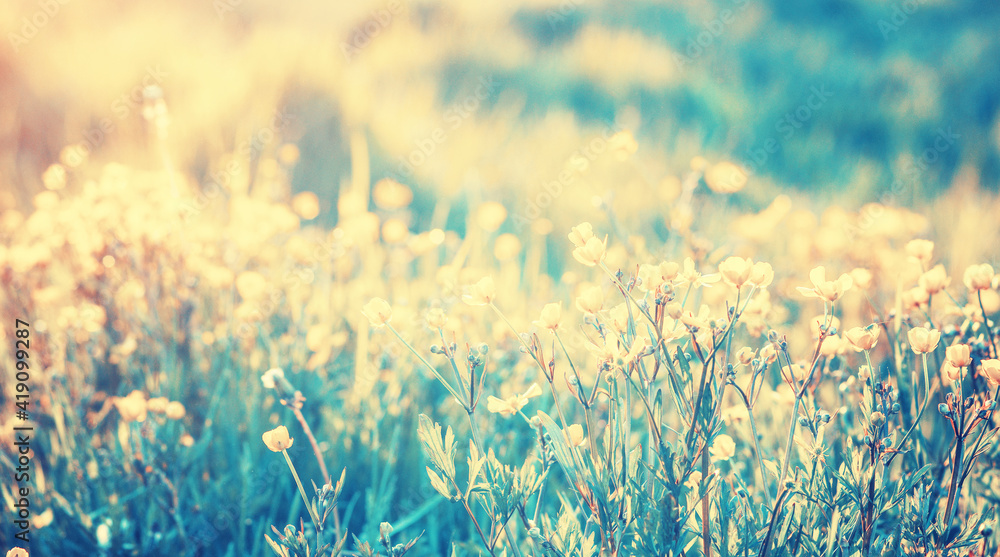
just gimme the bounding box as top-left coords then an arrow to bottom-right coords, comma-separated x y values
282,450 -> 321,534
386,323 -> 466,407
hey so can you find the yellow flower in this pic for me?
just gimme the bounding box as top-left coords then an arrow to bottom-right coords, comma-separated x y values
918,264 -> 950,295
165,401 -> 186,420
638,263 -> 665,292
680,305 -> 712,330
372,178 -> 413,209
685,470 -> 703,490
362,297 -> 393,327
677,257 -> 720,288
588,335 -> 649,368
964,264 -> 995,291
564,424 -> 587,447
902,286 -> 930,310
235,271 -> 269,302
704,161 -> 748,193
946,344 -> 972,368
7,548 -> 28,557
291,191 -> 321,220
426,308 -> 448,329
907,327 -> 941,354
608,303 -> 630,334
572,236 -> 607,267
796,266 -> 853,303
638,261 -> 681,292
147,397 -> 169,414
710,434 -> 737,461
487,384 -> 542,417
980,359 -> 1000,386
718,256 -> 753,288
568,222 -> 595,248
904,239 -> 934,265
494,233 -> 522,261
736,347 -> 755,366
114,391 -> 148,423
844,324 -> 879,352
262,426 -> 294,452
749,261 -> 774,288
463,276 -> 497,306
941,361 -> 961,384
475,202 -> 508,232
575,285 -> 604,314
534,303 -> 562,331
850,268 -> 873,290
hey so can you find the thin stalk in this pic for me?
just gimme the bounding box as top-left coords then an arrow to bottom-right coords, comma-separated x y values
385,323 -> 466,407
281,449 -> 322,547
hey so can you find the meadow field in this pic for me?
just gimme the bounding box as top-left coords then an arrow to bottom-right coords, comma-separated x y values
3,0 -> 1000,555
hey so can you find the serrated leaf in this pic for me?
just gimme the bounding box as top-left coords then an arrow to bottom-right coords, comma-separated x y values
417,414 -> 456,480
426,467 -> 454,499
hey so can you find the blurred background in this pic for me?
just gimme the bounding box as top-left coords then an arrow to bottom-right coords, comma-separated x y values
4,0 -> 1000,555
3,0 -> 1000,218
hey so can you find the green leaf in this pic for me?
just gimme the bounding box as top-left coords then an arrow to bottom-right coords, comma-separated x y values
417,414 -> 456,480
537,411 -> 579,481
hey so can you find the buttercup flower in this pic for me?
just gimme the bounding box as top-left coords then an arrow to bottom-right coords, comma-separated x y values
575,285 -> 604,314
677,257 -> 720,288
533,303 -> 562,330
165,401 -> 186,420
905,239 -> 934,265
797,266 -> 853,303
685,470 -> 703,490
114,390 -> 148,423
262,425 -> 294,452
907,327 -> 941,354
572,236 -> 607,267
564,424 -> 587,447
718,256 -> 752,287
918,264 -> 950,294
474,202 -> 507,232
902,286 -> 930,310
608,303 -> 629,334
463,276 -> 496,306
362,297 -> 393,326
941,361 -> 962,384
638,263 -> 664,292
849,268 -> 873,290
981,359 -> 1000,385
844,324 -> 879,352
426,308 -> 448,329
946,344 -> 972,368
964,264 -> 995,291
7,548 -> 28,557
710,434 -> 736,461
568,222 -> 595,248
748,261 -> 774,288
487,384 -> 542,417
147,397 -> 169,414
